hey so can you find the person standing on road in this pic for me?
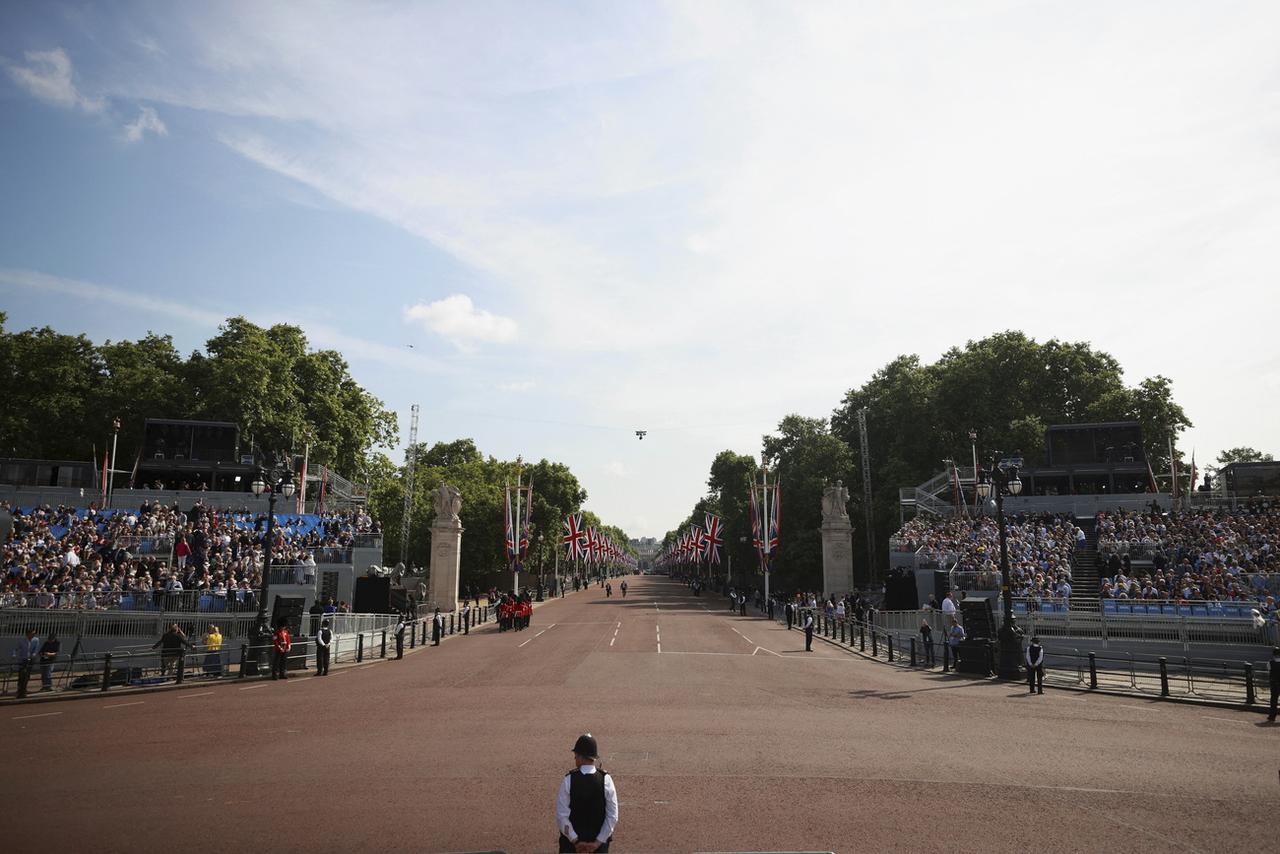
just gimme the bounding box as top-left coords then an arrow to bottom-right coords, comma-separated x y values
271,618 -> 292,680
38,631 -> 60,692
11,629 -> 39,699
803,609 -> 815,652
920,619 -> 935,667
739,592 -> 747,617
556,733 -> 619,853
1267,646 -> 1280,723
432,608 -> 444,646
153,623 -> 193,678
785,600 -> 793,630
620,580 -> 627,598
395,614 -> 406,660
947,618 -> 966,667
203,624 -> 223,678
1025,635 -> 1045,694
315,619 -> 332,676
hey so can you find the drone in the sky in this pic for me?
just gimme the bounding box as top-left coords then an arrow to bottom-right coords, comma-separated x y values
635,430 -> 647,441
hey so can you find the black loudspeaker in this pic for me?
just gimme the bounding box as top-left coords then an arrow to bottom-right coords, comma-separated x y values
959,598 -> 996,640
353,576 -> 391,614
933,570 -> 950,605
272,596 -> 305,636
883,571 -> 918,611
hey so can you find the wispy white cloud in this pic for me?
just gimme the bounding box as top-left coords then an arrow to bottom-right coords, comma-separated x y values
497,380 -> 536,393
404,294 -> 517,347
122,105 -> 167,142
7,2 -> 1280,534
6,47 -> 104,113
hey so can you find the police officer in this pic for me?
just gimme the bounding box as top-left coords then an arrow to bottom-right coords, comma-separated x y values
1025,635 -> 1045,694
432,608 -> 444,646
802,609 -> 815,652
315,619 -> 332,676
556,733 -> 619,853
1267,646 -> 1280,723
785,600 -> 793,629
394,614 -> 406,660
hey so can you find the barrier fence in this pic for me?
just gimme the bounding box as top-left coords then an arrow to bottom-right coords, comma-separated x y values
1,605 -> 495,699
868,607 -> 1277,650
761,598 -> 1273,710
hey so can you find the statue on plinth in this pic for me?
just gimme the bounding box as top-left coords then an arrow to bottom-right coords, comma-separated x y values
433,484 -> 462,524
822,480 -> 850,522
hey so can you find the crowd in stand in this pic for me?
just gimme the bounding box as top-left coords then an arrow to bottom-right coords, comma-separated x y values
893,513 -> 1079,602
1,499 -> 380,610
1095,507 -> 1278,609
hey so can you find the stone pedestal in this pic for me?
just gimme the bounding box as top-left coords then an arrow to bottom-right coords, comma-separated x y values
821,518 -> 854,598
429,519 -> 462,611
820,481 -> 854,597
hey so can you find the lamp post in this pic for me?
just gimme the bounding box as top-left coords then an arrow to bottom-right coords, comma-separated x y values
536,533 -> 545,601
250,462 -> 296,670
976,457 -> 1024,679
108,417 -> 121,506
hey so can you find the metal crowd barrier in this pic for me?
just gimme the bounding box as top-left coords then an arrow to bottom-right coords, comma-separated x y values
1,607 -> 500,699
759,596 -> 1272,709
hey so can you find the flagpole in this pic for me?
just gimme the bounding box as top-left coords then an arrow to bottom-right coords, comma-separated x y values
760,462 -> 771,607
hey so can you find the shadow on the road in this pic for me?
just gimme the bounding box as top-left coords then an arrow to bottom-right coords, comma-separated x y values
846,683 -> 981,701
1254,719 -> 1278,728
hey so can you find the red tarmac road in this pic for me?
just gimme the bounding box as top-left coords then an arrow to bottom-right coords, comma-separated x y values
2,576 -> 1273,853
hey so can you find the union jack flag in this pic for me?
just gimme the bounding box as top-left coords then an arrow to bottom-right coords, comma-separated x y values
587,527 -> 602,564
503,486 -> 516,561
519,481 -> 533,559
748,485 -> 763,553
562,512 -> 587,561
768,483 -> 781,554
703,513 -> 723,565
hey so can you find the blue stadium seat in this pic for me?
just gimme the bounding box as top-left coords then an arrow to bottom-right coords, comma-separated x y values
1102,600 -> 1117,614
198,595 -> 213,611
1190,605 -> 1207,617
1013,601 -> 1027,614
1222,605 -> 1244,618
120,595 -> 134,610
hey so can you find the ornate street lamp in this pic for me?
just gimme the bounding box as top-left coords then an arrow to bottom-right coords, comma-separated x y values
976,456 -> 1024,680
249,460 -> 296,671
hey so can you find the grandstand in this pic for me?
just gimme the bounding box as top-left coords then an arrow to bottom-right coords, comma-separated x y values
1,417 -> 393,658
887,424 -> 1279,659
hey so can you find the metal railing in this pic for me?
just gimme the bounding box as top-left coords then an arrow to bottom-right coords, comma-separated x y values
866,607 -> 1278,650
0,608 -> 501,699
761,599 -> 1272,709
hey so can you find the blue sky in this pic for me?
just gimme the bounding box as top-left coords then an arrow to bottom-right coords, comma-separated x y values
2,1 -> 1279,537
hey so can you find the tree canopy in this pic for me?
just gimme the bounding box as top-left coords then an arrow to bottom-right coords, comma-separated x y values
0,313 -> 397,480
368,439 -> 633,589
665,331 -> 1192,590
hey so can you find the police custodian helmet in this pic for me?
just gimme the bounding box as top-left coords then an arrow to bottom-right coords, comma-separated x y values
572,733 -> 599,758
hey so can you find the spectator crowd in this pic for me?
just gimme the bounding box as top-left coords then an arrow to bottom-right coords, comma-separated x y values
1,499 -> 381,610
892,513 -> 1079,602
1095,507 -> 1278,611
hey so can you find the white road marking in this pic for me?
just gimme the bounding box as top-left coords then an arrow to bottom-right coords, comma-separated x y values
13,711 -> 62,719
754,646 -> 782,657
657,642 -> 662,653
103,701 -> 145,709
1117,704 -> 1158,712
610,637 -> 616,646
1201,715 -> 1248,724
518,623 -> 557,648
239,683 -> 270,690
177,691 -> 214,699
